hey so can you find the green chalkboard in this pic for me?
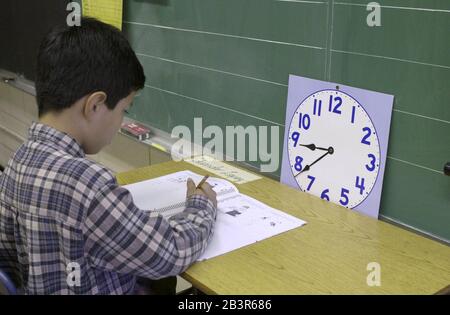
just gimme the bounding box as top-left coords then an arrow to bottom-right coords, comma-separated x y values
122,0 -> 450,241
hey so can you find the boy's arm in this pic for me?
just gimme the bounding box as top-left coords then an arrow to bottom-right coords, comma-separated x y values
0,203 -> 21,284
83,182 -> 217,279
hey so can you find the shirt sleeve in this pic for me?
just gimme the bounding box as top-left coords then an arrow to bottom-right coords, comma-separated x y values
82,181 -> 217,279
0,202 -> 21,285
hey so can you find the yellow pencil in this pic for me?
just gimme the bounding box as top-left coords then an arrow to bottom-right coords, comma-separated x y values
196,175 -> 210,189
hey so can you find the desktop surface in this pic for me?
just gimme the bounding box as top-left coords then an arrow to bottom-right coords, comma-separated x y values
117,161 -> 450,294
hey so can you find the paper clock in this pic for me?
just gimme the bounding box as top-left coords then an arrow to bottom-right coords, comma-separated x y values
281,75 -> 394,218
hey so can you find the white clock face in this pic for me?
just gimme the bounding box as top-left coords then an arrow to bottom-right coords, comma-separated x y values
287,89 -> 380,208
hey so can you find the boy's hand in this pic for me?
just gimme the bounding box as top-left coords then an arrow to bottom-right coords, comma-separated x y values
186,178 -> 217,208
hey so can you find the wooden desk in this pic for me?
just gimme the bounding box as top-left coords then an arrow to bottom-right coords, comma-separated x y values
117,161 -> 450,294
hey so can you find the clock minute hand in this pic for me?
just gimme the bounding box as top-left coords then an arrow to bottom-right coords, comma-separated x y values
308,150 -> 330,168
294,147 -> 334,178
294,151 -> 328,177
299,144 -> 328,151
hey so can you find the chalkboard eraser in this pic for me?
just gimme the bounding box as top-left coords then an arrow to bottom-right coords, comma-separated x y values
120,122 -> 151,141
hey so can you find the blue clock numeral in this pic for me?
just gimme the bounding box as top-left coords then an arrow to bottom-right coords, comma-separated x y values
320,189 -> 330,201
351,106 -> 356,124
366,154 -> 376,172
361,127 -> 372,145
328,95 -> 342,114
339,188 -> 350,206
355,176 -> 365,195
291,131 -> 300,147
298,113 -> 311,130
313,99 -> 322,116
306,175 -> 315,191
294,156 -> 303,172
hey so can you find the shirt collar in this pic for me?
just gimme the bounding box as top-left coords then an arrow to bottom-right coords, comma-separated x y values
28,122 -> 85,158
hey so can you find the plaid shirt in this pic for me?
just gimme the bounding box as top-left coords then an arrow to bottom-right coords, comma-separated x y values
0,122 -> 216,294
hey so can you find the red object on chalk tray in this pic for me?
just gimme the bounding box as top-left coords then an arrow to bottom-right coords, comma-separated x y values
120,122 -> 151,141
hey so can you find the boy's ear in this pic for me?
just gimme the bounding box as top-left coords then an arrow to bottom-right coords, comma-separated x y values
82,91 -> 107,120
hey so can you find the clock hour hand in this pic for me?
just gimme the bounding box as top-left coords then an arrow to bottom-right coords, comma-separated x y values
299,144 -> 328,151
294,147 -> 334,177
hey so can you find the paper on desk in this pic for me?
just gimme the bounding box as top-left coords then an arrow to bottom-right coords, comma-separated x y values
199,194 -> 306,260
82,0 -> 123,30
184,155 -> 261,184
123,170 -> 306,261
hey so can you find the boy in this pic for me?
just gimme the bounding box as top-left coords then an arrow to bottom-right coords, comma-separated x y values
0,17 -> 217,294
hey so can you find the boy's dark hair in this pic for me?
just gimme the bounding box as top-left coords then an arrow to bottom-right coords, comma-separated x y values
36,17 -> 145,117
